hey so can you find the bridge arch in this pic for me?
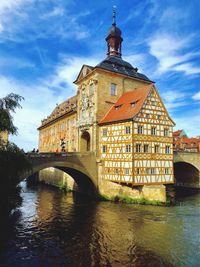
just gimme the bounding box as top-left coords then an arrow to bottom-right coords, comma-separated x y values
174,161 -> 200,189
21,158 -> 98,196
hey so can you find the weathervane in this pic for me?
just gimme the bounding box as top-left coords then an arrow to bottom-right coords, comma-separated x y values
112,5 -> 116,25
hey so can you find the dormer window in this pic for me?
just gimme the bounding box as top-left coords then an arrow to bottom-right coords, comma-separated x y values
115,105 -> 122,110
131,102 -> 136,107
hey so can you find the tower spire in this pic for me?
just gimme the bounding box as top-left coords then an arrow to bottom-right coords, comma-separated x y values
112,6 -> 116,26
105,7 -> 123,57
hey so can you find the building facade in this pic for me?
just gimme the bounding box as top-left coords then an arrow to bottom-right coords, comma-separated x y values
173,130 -> 200,152
38,12 -> 175,186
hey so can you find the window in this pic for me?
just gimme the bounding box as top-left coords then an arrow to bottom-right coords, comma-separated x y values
131,102 -> 136,107
137,168 -> 140,175
62,122 -> 65,130
103,128 -> 107,136
165,168 -> 169,175
146,168 -> 151,175
89,84 -> 94,95
90,108 -> 93,118
155,145 -> 159,153
102,145 -> 107,153
157,115 -> 161,119
111,83 -> 117,96
147,168 -> 156,174
164,128 -> 169,136
151,127 -> 156,135
144,144 -> 149,153
125,168 -> 129,175
57,124 -> 60,133
82,110 -> 85,120
125,126 -> 131,134
151,101 -> 156,105
165,146 -> 170,154
146,114 -> 150,118
136,144 -> 141,153
126,144 -> 131,153
115,168 -> 118,174
138,125 -> 143,134
115,105 -> 121,110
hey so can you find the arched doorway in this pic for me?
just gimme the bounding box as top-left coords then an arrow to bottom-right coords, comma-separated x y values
80,131 -> 90,152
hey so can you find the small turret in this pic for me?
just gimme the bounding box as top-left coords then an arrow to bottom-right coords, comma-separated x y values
105,7 -> 123,57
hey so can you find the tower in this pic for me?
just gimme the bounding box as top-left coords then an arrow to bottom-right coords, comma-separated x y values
106,7 -> 123,57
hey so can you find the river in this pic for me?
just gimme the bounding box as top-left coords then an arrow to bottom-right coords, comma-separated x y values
0,181 -> 199,267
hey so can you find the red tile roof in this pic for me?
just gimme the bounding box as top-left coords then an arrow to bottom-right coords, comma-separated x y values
173,130 -> 182,137
99,84 -> 153,125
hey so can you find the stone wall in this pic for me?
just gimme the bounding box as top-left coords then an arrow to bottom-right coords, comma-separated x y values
98,180 -> 166,203
97,162 -> 166,203
39,167 -> 76,190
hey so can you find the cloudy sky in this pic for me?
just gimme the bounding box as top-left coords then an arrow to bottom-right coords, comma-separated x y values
0,0 -> 200,151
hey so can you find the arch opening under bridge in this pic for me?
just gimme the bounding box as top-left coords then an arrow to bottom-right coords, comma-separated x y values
22,153 -> 98,196
174,161 -> 200,189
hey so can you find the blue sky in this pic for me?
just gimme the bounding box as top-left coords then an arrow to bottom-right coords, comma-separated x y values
0,0 -> 200,151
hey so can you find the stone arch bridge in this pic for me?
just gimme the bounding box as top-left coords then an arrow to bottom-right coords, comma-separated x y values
24,152 -> 99,195
174,152 -> 200,188
23,152 -> 200,194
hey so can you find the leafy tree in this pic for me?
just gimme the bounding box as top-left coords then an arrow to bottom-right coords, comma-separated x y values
0,141 -> 31,190
0,93 -> 24,134
0,93 -> 31,212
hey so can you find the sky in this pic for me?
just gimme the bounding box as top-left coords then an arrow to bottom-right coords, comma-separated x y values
0,0 -> 200,151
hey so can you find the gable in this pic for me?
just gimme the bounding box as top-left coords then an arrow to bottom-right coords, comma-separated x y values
134,85 -> 175,126
74,65 -> 94,83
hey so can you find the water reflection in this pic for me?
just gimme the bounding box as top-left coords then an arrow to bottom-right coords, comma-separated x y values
0,181 -> 199,267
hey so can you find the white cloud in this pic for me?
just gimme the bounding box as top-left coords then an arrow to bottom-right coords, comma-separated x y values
0,75 -> 67,151
49,55 -> 100,88
174,113 -> 200,137
161,90 -> 188,111
41,7 -> 65,19
192,91 -> 200,101
0,55 -> 100,151
0,1 -> 90,42
123,54 -> 146,72
149,34 -> 200,75
173,63 -> 200,75
0,0 -> 26,11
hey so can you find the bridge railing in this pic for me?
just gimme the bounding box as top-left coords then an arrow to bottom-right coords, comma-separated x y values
26,152 -> 95,158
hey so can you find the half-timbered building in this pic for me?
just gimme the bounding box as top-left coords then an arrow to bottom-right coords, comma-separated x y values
38,10 -> 175,188
99,84 -> 175,185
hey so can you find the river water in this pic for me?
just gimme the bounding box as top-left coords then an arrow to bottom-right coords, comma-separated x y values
0,181 -> 199,267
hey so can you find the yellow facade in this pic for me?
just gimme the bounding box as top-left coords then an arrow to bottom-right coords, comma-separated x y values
39,98 -> 78,152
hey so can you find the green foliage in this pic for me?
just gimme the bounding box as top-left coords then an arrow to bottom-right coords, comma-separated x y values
0,141 -> 31,192
0,93 -> 24,134
58,181 -> 71,193
98,194 -> 164,206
